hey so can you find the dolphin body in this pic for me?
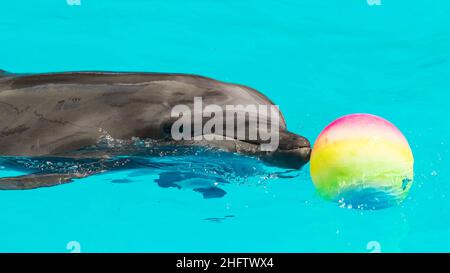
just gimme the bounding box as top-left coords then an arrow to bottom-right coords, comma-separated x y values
0,70 -> 311,190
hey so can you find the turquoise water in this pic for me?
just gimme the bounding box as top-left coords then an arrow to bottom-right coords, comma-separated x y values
1,0 -> 450,252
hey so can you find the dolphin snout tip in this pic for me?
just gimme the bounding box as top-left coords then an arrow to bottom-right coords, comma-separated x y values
297,146 -> 312,162
261,132 -> 311,169
277,132 -> 311,169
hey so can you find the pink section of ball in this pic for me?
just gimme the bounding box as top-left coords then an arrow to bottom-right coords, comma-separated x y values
316,114 -> 408,146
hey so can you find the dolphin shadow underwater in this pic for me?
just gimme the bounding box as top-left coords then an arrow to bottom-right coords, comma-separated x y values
0,70 -> 311,195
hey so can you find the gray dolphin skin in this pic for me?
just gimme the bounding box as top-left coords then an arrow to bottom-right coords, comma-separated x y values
0,70 -> 310,190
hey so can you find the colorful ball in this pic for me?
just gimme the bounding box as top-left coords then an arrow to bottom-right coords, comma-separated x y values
310,114 -> 414,209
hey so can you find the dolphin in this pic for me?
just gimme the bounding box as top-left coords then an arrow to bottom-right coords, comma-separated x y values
0,70 -> 311,190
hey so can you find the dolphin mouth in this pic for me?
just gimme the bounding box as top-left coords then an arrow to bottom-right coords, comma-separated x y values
259,131 -> 311,169
164,130 -> 312,170
268,146 -> 311,169
287,146 -> 312,160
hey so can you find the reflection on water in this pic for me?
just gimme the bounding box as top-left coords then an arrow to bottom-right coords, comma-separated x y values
0,146 -> 302,199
